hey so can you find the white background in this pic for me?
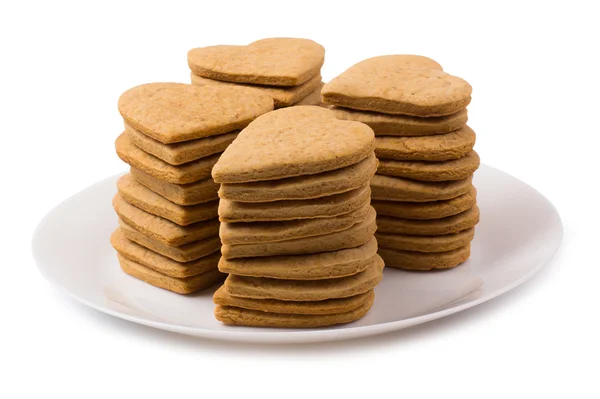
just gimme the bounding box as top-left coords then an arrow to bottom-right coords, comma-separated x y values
2,0 -> 598,398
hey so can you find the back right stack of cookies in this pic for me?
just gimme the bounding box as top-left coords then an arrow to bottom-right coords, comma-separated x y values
322,55 -> 480,271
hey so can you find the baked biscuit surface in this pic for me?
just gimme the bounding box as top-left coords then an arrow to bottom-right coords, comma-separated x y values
330,107 -> 468,136
187,38 -> 325,86
377,151 -> 480,181
217,237 -> 379,280
118,83 -> 273,143
322,55 -> 472,116
214,293 -> 374,328
374,126 -> 476,161
190,73 -> 323,107
218,153 -> 377,202
212,106 -> 375,183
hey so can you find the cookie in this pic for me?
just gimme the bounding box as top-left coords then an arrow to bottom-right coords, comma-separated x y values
111,228 -> 220,278
117,254 -> 224,294
214,286 -> 372,315
375,126 -> 476,161
214,295 -> 373,328
117,174 -> 217,226
331,107 -> 468,136
218,184 -> 370,222
131,168 -> 218,206
376,227 -> 475,252
377,151 -> 480,181
220,203 -> 371,245
126,123 -> 237,165
218,154 -> 377,202
218,237 -> 378,280
187,38 -> 325,86
370,174 -> 472,202
224,257 -> 384,301
321,55 -> 472,116
112,194 -> 219,246
119,220 -> 220,263
372,186 -> 477,219
212,106 -> 375,183
377,206 -> 480,235
221,206 -> 377,259
116,133 -> 220,184
118,82 -> 273,143
190,73 -> 323,108
378,245 -> 471,270
294,83 -> 324,106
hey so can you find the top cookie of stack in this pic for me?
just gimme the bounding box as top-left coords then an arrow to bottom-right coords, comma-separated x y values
188,38 -> 325,108
111,83 -> 273,294
322,55 -> 480,271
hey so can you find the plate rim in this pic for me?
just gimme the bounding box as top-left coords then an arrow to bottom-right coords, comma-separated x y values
31,164 -> 563,344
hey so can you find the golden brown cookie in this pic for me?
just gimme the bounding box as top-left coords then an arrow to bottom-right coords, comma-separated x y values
126,123 -> 237,165
218,237 -> 378,280
224,257 -> 384,301
370,174 -> 472,202
117,254 -> 224,294
117,174 -> 218,226
322,55 -> 471,116
218,154 -> 377,202
190,73 -> 323,108
116,133 -> 220,184
188,38 -> 325,86
118,83 -> 273,143
330,107 -> 468,136
375,126 -> 476,161
372,186 -> 477,219
111,228 -> 220,278
218,184 -> 370,222
119,220 -> 220,263
214,285 -> 372,315
378,245 -> 471,270
221,206 -> 377,259
220,203 -> 371,245
376,227 -> 475,252
377,206 -> 480,235
112,194 -> 219,246
131,168 -> 218,206
214,294 -> 374,328
212,106 -> 375,183
377,151 -> 480,181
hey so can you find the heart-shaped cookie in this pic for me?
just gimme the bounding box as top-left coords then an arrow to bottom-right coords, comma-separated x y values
118,83 -> 273,144
322,55 -> 472,116
375,126 -> 476,161
212,106 -> 375,183
188,38 -> 325,87
330,107 -> 468,136
190,72 -> 323,108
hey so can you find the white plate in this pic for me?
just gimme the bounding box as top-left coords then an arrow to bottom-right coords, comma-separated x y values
32,165 -> 562,344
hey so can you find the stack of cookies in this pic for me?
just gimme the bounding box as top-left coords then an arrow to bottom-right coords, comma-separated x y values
210,106 -> 384,328
322,55 -> 480,271
111,82 -> 273,293
188,38 -> 325,108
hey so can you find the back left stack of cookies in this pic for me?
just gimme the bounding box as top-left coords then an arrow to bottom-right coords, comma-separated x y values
211,106 -> 384,328
111,82 -> 273,294
188,38 -> 325,108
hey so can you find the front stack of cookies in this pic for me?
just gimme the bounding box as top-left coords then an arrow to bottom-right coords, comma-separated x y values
111,82 -> 273,294
188,38 -> 325,108
322,55 -> 480,271
210,106 -> 384,328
